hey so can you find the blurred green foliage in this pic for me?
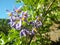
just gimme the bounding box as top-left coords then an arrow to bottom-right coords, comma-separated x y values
0,0 -> 60,45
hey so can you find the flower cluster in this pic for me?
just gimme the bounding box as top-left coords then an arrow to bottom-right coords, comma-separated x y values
7,6 -> 42,37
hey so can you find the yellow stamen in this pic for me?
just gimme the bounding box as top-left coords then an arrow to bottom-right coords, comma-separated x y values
16,9 -> 21,13
33,27 -> 37,32
16,10 -> 19,13
15,20 -> 20,24
8,13 -> 12,16
22,17 -> 25,21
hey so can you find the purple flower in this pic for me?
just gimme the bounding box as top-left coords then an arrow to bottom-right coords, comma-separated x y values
10,16 -> 16,21
31,30 -> 35,35
21,11 -> 28,21
15,20 -> 22,30
34,16 -> 42,28
35,20 -> 42,28
20,29 -> 30,37
6,10 -> 13,16
22,11 -> 28,18
29,20 -> 42,28
20,29 -> 36,37
20,30 -> 26,37
7,6 -> 43,38
13,6 -> 21,13
9,21 -> 16,27
9,16 -> 22,30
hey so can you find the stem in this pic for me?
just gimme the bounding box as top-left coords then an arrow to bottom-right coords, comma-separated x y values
46,0 -> 55,12
28,35 -> 34,45
41,0 -> 56,27
42,0 -> 56,22
45,0 -> 55,15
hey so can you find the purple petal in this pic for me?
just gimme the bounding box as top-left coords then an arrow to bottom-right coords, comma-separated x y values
20,29 -> 31,37
31,30 -> 35,35
13,6 -> 17,11
20,30 -> 26,37
16,20 -> 21,30
35,21 -> 42,28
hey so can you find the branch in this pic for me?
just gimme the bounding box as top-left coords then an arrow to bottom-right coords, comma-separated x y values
42,0 -> 56,22
46,0 -> 55,12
